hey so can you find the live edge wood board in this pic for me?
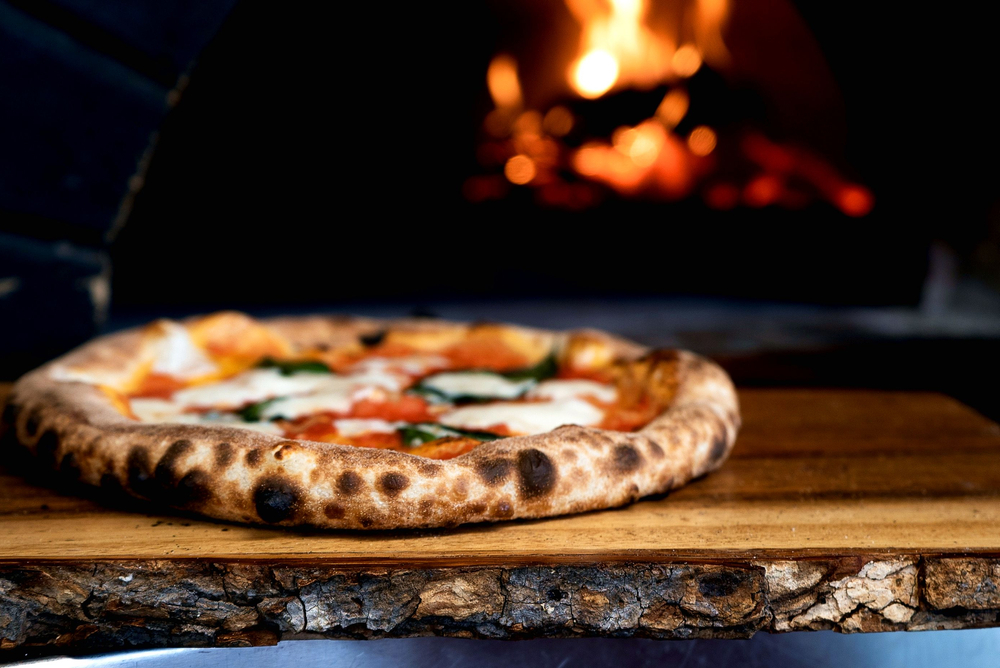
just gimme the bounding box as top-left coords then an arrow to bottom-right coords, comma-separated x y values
2,387 -> 1000,653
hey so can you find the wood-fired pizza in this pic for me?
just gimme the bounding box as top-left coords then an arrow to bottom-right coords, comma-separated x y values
0,312 -> 740,529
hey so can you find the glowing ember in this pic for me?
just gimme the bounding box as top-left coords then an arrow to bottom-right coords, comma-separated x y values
656,89 -> 689,128
504,155 -> 537,185
671,45 -> 703,78
487,55 -> 523,109
687,126 -> 717,156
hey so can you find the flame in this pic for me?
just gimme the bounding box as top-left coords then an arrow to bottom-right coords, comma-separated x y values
565,0 -> 674,98
565,0 -> 728,99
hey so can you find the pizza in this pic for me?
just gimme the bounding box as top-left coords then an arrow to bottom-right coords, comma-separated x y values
0,312 -> 740,529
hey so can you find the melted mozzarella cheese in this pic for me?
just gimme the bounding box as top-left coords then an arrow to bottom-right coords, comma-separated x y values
258,371 -> 402,420
420,372 -> 534,399
150,321 -> 218,379
527,379 -> 617,403
171,368 -> 332,409
333,418 -> 399,436
128,398 -> 283,434
350,355 -> 448,377
439,398 -> 604,435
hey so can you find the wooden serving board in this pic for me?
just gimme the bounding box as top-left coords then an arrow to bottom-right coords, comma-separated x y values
2,387 -> 999,652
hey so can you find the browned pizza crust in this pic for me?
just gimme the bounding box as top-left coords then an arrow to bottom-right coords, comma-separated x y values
0,316 -> 740,530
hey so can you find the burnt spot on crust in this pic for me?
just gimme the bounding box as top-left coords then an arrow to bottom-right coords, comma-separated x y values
417,460 -> 442,476
476,458 -> 513,486
100,472 -> 124,495
360,329 -> 387,347
24,410 -> 41,438
253,477 -> 302,523
379,471 -> 409,497
126,446 -> 156,497
245,449 -> 264,468
337,471 -> 364,496
214,443 -> 234,469
58,452 -> 81,481
173,470 -> 213,507
494,499 -> 514,518
323,502 -> 345,520
154,440 -> 193,488
359,515 -> 375,529
35,430 -> 60,470
516,449 -> 556,499
647,440 -> 664,459
612,444 -> 643,472
470,501 -> 487,514
709,432 -> 729,465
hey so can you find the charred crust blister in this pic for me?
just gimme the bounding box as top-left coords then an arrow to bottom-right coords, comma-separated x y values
709,433 -> 729,464
476,458 -> 513,486
154,440 -> 193,488
100,472 -> 124,495
245,449 -> 264,468
58,452 -> 81,481
323,502 -> 345,519
253,477 -> 301,523
25,410 -> 40,438
612,443 -> 643,472
337,470 -> 364,496
379,471 -> 410,497
126,446 -> 156,497
214,442 -> 234,469
517,449 -> 556,499
35,430 -> 60,469
173,470 -> 213,507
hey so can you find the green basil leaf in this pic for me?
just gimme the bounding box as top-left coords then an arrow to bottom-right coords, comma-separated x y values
257,358 -> 331,376
398,423 -> 502,447
502,353 -> 558,382
237,397 -> 282,422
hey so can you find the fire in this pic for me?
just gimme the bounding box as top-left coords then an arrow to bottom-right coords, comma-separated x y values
467,1 -> 874,217
565,0 -> 673,97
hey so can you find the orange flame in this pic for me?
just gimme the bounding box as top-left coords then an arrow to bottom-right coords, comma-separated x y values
565,0 -> 728,99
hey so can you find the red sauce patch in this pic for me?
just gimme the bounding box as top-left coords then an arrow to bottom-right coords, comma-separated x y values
443,339 -> 529,372
350,395 -> 434,422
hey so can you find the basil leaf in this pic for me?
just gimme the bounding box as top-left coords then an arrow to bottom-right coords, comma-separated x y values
503,353 -> 558,382
257,358 -> 331,376
407,384 -> 452,404
399,423 -> 501,447
237,397 -> 282,422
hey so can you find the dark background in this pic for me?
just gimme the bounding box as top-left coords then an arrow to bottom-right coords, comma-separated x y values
1,0 -> 998,414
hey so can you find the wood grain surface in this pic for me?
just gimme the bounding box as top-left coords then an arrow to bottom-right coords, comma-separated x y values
2,386 -> 1000,651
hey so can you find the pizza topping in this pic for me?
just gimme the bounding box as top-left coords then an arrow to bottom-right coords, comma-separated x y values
398,422 -> 502,447
333,418 -> 399,437
114,317 -> 646,457
150,321 -> 219,380
526,379 -> 617,403
128,397 -> 284,434
438,398 -> 605,436
415,372 -> 535,402
171,368 -> 334,410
